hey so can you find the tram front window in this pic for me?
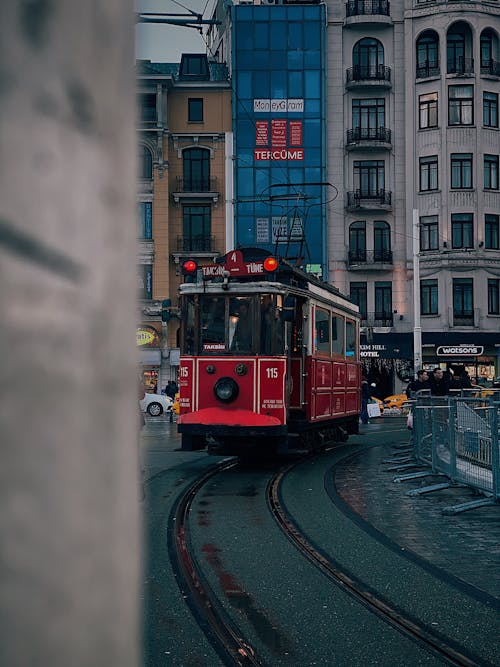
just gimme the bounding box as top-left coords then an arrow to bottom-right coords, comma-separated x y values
230,298 -> 253,352
260,294 -> 283,355
201,297 -> 226,351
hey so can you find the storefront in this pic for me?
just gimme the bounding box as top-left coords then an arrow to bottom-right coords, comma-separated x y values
422,333 -> 500,383
360,333 -> 414,397
137,325 -> 161,392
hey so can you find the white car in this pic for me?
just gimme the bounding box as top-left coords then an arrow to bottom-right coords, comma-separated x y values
140,393 -> 173,417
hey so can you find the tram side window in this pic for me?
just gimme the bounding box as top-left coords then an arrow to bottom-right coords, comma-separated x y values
230,298 -> 254,352
332,314 -> 345,356
201,297 -> 225,352
315,307 -> 330,355
346,320 -> 357,358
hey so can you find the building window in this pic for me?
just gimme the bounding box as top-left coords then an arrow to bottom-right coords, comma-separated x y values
483,92 -> 499,128
353,37 -> 384,77
188,98 -> 204,123
374,221 -> 391,261
138,202 -> 152,239
183,148 -> 210,191
350,282 -> 367,320
349,221 -> 366,262
139,145 -> 153,180
354,160 -> 385,195
448,85 -> 473,126
420,215 -> 439,251
488,279 -> 500,315
419,93 -> 438,129
138,264 -> 153,300
352,98 -> 385,134
183,205 -> 211,251
485,214 -> 499,249
484,155 -> 499,190
138,93 -> 156,123
419,155 -> 438,191
421,279 -> 438,315
453,278 -> 473,324
451,213 -> 473,249
374,282 -> 392,323
416,31 -> 439,78
179,54 -> 209,79
447,31 -> 466,74
451,153 -> 472,189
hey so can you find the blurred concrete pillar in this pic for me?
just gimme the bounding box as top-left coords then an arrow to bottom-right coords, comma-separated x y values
0,2 -> 139,666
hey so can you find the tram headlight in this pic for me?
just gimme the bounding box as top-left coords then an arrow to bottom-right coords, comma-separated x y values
213,377 -> 239,403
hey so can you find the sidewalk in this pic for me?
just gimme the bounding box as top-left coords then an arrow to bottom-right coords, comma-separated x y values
335,419 -> 500,601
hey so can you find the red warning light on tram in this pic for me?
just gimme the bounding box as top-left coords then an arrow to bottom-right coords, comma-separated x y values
263,256 -> 278,272
182,259 -> 198,276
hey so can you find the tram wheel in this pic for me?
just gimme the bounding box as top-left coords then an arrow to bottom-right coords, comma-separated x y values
182,434 -> 206,451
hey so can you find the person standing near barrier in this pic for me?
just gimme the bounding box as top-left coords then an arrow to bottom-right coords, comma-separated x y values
406,369 -> 431,398
429,367 -> 450,396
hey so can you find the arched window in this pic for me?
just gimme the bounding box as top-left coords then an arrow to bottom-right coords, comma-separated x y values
349,221 -> 366,263
416,30 -> 439,77
447,23 -> 473,74
374,221 -> 391,262
481,29 -> 499,74
139,145 -> 153,180
183,148 -> 210,191
353,38 -> 384,79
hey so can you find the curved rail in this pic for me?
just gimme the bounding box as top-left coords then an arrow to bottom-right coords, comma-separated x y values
168,458 -> 262,666
267,457 -> 488,667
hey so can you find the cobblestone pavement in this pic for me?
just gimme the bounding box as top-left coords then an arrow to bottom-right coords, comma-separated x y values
334,419 -> 500,601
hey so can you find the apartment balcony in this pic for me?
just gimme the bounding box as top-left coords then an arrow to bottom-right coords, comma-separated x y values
345,0 -> 392,26
176,235 -> 217,253
347,249 -> 393,268
346,189 -> 392,211
447,58 -> 474,76
452,308 -> 479,328
171,177 -> 219,204
346,65 -> 392,89
346,127 -> 392,151
416,62 -> 440,79
362,312 -> 394,328
481,59 -> 500,78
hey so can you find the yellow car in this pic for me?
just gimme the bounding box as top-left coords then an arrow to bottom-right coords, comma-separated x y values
383,394 -> 409,411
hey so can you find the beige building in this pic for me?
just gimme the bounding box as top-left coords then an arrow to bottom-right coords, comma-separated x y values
136,55 -> 232,391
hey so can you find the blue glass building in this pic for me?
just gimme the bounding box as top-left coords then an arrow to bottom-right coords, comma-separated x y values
232,3 -> 327,275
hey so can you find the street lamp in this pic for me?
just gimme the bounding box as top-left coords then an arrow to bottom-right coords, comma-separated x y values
413,209 -> 422,374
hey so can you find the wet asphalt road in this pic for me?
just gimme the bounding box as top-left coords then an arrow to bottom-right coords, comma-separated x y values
139,416 -> 500,666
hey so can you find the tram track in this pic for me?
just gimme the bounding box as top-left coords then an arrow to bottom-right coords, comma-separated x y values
167,442 -> 496,667
268,451 -> 491,667
169,457 -> 262,666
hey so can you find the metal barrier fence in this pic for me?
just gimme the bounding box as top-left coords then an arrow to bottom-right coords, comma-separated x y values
403,392 -> 500,512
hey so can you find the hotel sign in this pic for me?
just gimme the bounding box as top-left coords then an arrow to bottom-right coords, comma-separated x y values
436,345 -> 484,356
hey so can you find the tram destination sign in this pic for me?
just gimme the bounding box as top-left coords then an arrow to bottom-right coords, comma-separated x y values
436,345 -> 484,356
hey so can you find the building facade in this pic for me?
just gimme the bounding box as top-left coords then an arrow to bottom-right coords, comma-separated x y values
208,0 -> 500,395
136,56 -> 232,391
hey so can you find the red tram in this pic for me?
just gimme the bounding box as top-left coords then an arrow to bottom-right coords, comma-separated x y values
177,248 -> 362,456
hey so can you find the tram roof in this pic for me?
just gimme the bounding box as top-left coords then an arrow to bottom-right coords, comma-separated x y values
178,248 -> 360,318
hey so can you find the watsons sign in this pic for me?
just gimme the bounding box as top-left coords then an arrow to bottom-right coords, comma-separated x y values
436,345 -> 484,356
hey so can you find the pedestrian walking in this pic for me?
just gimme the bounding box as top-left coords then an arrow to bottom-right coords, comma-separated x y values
360,375 -> 371,424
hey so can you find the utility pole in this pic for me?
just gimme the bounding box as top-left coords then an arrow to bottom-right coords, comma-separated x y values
413,209 -> 422,375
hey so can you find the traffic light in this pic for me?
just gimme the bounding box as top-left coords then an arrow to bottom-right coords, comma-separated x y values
161,299 -> 171,322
